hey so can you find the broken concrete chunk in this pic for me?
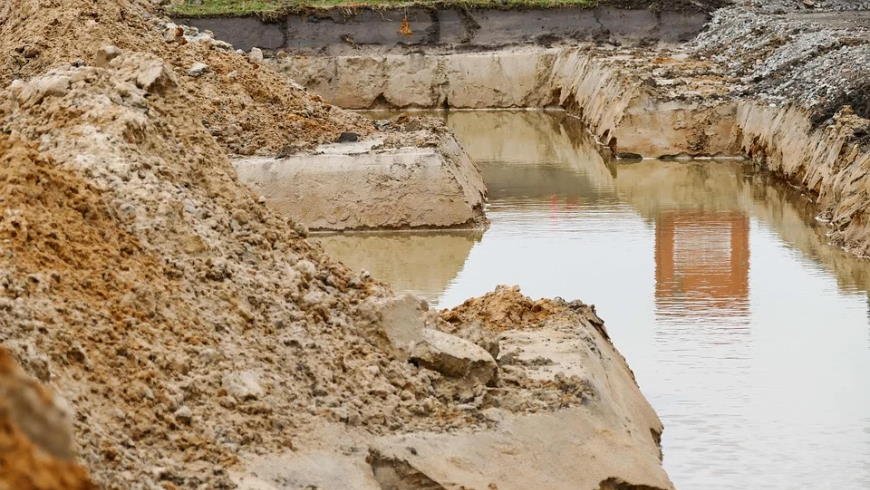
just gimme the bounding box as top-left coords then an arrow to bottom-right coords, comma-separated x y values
411,328 -> 497,387
222,371 -> 264,401
187,62 -> 210,78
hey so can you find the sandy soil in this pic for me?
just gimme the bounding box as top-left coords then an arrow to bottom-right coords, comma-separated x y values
0,0 -> 371,156
0,347 -> 95,490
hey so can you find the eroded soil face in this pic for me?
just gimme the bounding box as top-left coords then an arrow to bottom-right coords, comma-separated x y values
275,0 -> 870,259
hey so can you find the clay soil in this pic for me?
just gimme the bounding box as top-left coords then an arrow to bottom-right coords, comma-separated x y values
2,0 -> 371,156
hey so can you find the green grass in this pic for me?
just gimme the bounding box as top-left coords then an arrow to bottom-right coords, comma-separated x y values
167,0 -> 598,17
168,0 -> 282,16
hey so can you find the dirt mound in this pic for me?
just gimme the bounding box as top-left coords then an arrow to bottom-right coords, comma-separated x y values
0,54 -> 474,485
441,285 -> 570,330
0,0 -> 369,155
691,6 -> 870,127
0,348 -> 94,490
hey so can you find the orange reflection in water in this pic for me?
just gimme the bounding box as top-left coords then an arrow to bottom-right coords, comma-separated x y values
655,211 -> 750,321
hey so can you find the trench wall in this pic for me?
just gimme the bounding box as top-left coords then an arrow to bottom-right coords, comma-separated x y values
173,9 -> 870,257
274,45 -> 870,256
173,7 -> 709,53
275,46 -> 741,158
737,103 -> 870,257
233,133 -> 487,231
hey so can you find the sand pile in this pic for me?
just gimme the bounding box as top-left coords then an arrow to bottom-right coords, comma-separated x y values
0,51 -> 476,486
0,1 -> 432,485
442,285 -> 575,331
1,0 -> 369,156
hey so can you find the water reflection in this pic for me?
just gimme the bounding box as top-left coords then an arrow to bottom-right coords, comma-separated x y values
329,110 -> 870,489
315,231 -> 482,303
654,211 -> 750,324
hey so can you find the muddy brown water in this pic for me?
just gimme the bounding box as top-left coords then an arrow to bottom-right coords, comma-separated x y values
315,110 -> 870,489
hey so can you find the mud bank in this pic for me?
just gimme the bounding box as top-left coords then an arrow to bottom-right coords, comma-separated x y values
690,6 -> 870,256
174,3 -> 715,54
233,287 -> 673,490
737,102 -> 870,256
234,131 -> 487,231
276,45 -> 739,158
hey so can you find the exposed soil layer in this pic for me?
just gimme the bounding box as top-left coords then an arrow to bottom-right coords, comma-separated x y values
170,0 -> 727,18
1,0 -> 371,156
234,125 -> 488,231
688,5 -> 870,256
275,45 -> 741,158
235,287 -> 672,489
691,7 -> 870,126
174,3 -> 715,54
0,0 -> 671,487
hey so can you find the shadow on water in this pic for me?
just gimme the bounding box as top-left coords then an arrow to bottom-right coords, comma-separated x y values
320,110 -> 870,489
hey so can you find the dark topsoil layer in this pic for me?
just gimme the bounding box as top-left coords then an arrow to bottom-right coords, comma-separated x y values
170,0 -> 730,19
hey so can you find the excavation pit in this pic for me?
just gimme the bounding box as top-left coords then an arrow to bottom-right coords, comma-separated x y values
314,110 -> 870,489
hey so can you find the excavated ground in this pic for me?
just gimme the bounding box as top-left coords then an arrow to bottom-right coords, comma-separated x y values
0,0 -> 673,488
6,0 -> 868,487
173,0 -> 725,55
268,1 -> 870,257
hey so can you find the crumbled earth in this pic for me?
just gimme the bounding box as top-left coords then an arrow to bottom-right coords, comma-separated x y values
0,348 -> 95,490
1,0 -> 371,156
741,0 -> 870,13
691,4 -> 870,127
441,285 -> 573,331
0,58 -> 472,486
